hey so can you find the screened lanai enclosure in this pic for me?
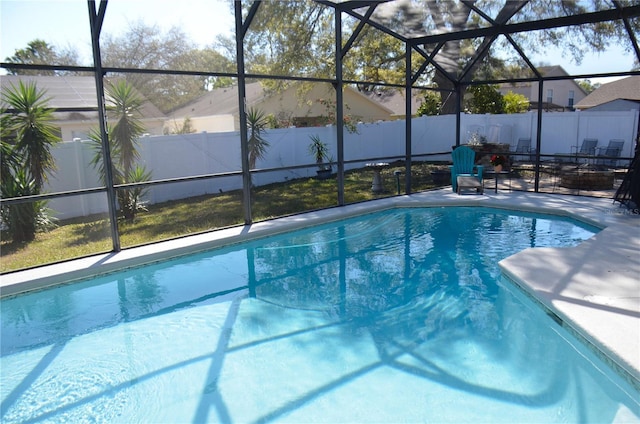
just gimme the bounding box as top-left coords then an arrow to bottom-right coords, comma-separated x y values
1,0 -> 639,271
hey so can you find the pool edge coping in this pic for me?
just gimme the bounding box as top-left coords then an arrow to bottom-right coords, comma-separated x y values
2,190 -> 636,298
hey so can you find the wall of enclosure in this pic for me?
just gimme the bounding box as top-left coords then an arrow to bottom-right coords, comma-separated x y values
45,109 -> 639,220
2,0 -> 639,274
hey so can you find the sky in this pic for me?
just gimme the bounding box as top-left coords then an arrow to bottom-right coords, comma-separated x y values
0,0 -> 235,64
0,0 -> 636,84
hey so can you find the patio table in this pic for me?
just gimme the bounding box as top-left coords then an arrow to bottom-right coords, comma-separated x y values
484,170 -> 511,193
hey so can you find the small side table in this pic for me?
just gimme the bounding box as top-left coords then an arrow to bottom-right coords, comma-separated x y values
484,170 -> 511,193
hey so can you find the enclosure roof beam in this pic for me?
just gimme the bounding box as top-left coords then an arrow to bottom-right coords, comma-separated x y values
241,1 -> 261,39
409,5 -> 640,46
321,0 -> 393,12
613,0 -> 640,63
341,3 -> 377,59
315,0 -> 408,48
412,44 -> 457,86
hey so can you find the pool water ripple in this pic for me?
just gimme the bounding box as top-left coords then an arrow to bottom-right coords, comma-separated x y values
1,207 -> 638,423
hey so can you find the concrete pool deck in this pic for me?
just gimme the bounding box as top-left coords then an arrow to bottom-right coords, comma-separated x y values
1,190 -> 639,389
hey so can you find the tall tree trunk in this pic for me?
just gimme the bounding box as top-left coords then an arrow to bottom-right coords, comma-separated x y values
425,0 -> 473,114
427,1 -> 526,114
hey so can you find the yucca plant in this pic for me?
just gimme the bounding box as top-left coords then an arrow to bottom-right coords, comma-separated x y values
90,80 -> 150,221
117,165 -> 152,221
1,81 -> 60,192
0,137 -> 19,186
246,107 -> 270,170
0,168 -> 56,242
308,134 -> 329,168
1,81 -> 59,242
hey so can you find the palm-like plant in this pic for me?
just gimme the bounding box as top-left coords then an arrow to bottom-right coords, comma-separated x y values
246,107 -> 270,170
308,134 -> 330,169
1,81 -> 60,192
1,81 -> 60,242
107,80 -> 145,177
0,169 -> 38,242
90,80 -> 150,221
117,165 -> 152,219
1,131 -> 19,185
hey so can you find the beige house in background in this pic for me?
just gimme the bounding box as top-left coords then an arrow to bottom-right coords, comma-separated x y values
0,75 -> 166,141
497,65 -> 588,111
361,89 -> 423,119
167,82 -> 394,133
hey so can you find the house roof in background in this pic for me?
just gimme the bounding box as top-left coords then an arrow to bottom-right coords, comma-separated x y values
169,82 -> 395,119
0,75 -> 166,119
497,65 -> 587,95
537,65 -> 569,77
574,76 -> 640,109
168,82 -> 267,118
361,89 -> 422,117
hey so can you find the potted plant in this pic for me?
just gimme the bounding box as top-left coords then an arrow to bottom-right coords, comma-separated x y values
490,154 -> 507,172
308,134 -> 332,179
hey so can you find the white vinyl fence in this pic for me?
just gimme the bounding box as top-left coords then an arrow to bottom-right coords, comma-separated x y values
44,109 -> 638,220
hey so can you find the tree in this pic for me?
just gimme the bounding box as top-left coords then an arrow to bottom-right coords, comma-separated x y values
90,80 -> 151,221
5,29 -> 235,111
503,91 -> 529,114
164,117 -> 196,135
240,1 -> 416,91
4,39 -> 80,75
246,107 -> 270,170
465,85 -> 504,114
240,1 -> 637,114
416,1 -> 635,113
577,79 -> 599,94
242,2 -> 334,83
1,81 -> 60,192
417,90 -> 443,116
1,81 -> 60,241
100,21 -> 235,113
316,98 -> 360,133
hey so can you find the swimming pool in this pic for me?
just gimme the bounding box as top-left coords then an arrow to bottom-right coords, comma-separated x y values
1,207 -> 638,423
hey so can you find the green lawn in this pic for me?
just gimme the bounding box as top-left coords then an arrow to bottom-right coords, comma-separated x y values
1,163 -> 447,273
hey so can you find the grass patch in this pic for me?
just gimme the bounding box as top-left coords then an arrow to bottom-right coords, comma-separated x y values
1,163 -> 447,273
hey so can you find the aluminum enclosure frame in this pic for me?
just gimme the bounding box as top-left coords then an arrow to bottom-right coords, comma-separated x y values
1,0 -> 639,257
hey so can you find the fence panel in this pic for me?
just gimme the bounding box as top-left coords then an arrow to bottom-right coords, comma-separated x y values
42,110 -> 638,219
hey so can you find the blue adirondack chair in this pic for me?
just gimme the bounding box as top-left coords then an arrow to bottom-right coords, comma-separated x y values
450,146 -> 484,193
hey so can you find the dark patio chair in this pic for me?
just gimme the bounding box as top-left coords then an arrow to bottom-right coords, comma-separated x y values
512,138 -> 536,162
596,139 -> 625,167
571,138 -> 598,163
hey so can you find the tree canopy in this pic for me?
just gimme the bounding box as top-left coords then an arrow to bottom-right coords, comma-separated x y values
466,84 -> 505,114
4,1 -> 638,115
6,23 -> 236,114
502,91 -> 530,113
416,90 -> 443,116
3,39 -> 80,75
100,21 -> 236,113
239,0 -> 639,113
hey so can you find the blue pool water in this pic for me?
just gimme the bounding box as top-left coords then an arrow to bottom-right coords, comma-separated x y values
1,207 -> 638,423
